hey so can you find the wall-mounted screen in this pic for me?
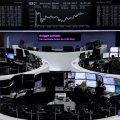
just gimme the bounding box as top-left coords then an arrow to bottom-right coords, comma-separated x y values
75,73 -> 86,79
86,73 -> 96,80
75,80 -> 85,87
103,77 -> 115,85
110,53 -> 118,58
105,85 -> 115,93
68,72 -> 75,79
86,80 -> 96,87
102,53 -> 109,59
38,33 -> 81,41
1,0 -> 120,30
115,86 -> 120,94
110,47 -> 119,53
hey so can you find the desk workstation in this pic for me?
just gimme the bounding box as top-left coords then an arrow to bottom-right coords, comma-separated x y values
0,44 -> 119,120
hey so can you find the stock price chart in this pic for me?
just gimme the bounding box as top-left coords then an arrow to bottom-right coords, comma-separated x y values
0,0 -> 120,30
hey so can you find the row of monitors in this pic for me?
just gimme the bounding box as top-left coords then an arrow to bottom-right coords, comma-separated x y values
0,48 -> 30,61
6,72 -> 120,94
102,52 -> 120,59
65,79 -> 116,93
75,79 -> 120,94
65,72 -> 120,86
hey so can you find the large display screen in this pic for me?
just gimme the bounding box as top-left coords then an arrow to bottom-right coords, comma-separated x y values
110,47 -> 119,53
0,0 -> 120,30
86,73 -> 96,80
103,77 -> 115,85
105,85 -> 115,93
86,80 -> 96,87
38,33 -> 81,41
75,73 -> 86,79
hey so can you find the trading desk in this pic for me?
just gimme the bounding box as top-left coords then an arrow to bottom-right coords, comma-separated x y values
71,58 -> 120,79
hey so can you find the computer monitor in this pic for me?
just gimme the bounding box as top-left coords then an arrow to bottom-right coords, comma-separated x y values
86,80 -> 96,87
102,53 -> 109,59
110,47 -> 118,53
104,85 -> 115,93
6,53 -> 14,59
35,80 -> 42,89
110,53 -> 118,58
115,85 -> 120,94
103,77 -> 115,85
75,72 -> 86,79
114,78 -> 120,86
86,73 -> 96,80
68,72 -> 75,79
22,74 -> 35,89
55,93 -> 66,102
75,80 -> 85,86
96,74 -> 103,82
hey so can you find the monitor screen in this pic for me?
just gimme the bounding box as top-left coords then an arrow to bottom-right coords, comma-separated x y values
103,77 -> 115,85
110,47 -> 118,53
75,80 -> 85,86
114,78 -> 120,86
86,73 -> 96,80
6,53 -> 14,59
115,85 -> 120,94
86,80 -> 96,87
68,72 -> 75,79
110,53 -> 118,58
96,74 -> 103,82
75,73 -> 86,79
35,80 -> 42,89
102,53 -> 109,59
105,85 -> 115,93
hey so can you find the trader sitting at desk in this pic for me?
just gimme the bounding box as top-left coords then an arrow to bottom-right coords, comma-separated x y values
74,81 -> 91,103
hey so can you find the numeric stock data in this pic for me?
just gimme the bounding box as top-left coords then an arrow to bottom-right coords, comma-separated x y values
0,0 -> 120,30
